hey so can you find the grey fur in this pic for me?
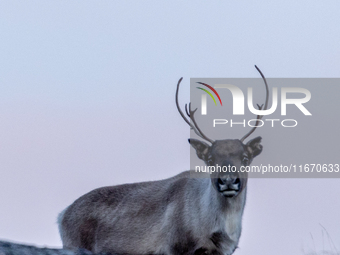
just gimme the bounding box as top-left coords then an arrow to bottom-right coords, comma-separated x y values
58,138 -> 263,255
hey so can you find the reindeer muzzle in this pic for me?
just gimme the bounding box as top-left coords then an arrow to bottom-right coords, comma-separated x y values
217,176 -> 241,197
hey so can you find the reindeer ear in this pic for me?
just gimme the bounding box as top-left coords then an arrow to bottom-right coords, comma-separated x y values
188,139 -> 210,161
246,136 -> 263,158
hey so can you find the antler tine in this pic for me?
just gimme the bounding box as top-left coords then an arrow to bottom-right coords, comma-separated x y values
176,78 -> 191,126
240,65 -> 269,142
188,103 -> 214,144
185,103 -> 211,141
240,105 -> 263,142
185,103 -> 190,118
254,65 -> 269,111
176,78 -> 214,144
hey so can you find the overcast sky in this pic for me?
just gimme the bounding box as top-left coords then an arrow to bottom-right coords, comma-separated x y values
0,1 -> 339,255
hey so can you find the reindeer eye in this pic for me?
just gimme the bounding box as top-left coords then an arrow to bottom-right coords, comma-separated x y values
242,156 -> 249,165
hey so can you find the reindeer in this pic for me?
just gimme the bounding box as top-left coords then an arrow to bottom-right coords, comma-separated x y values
58,66 -> 269,255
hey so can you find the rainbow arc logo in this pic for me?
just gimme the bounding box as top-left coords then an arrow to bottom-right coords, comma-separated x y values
196,82 -> 223,106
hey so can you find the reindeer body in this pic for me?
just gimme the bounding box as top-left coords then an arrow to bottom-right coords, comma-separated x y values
59,67 -> 269,255
59,170 -> 246,255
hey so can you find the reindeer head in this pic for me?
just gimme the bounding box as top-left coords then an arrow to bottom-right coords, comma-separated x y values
176,66 -> 268,197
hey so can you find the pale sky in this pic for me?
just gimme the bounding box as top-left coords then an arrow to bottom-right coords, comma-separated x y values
0,1 -> 339,255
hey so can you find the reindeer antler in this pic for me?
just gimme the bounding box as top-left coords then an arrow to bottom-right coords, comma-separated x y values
176,78 -> 214,144
240,65 -> 269,142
